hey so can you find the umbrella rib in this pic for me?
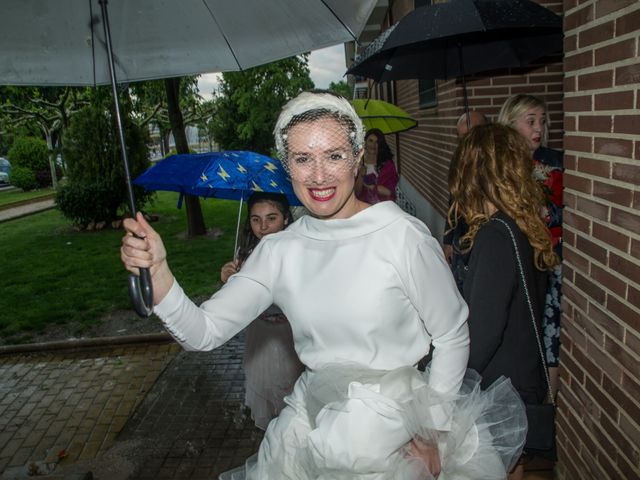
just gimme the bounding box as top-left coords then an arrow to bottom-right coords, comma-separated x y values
200,0 -> 243,70
320,0 -> 358,42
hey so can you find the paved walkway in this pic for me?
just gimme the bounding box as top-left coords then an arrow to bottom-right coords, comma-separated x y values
0,334 -> 265,480
0,334 -> 552,479
0,199 -> 56,222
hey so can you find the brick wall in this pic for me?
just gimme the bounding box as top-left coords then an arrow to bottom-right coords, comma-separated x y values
558,1 -> 640,478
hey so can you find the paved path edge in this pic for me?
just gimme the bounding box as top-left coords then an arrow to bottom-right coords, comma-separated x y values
0,332 -> 174,355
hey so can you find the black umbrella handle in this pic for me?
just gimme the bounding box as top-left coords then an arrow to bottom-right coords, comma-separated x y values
128,269 -> 154,318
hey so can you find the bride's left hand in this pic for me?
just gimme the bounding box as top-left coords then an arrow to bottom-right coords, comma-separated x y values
406,435 -> 441,478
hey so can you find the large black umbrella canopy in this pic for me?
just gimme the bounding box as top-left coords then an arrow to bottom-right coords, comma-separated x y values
347,0 -> 562,84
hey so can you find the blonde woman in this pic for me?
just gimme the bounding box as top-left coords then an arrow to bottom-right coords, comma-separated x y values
449,123 -> 559,480
498,94 -> 563,397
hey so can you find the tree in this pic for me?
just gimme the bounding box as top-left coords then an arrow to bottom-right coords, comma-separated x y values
0,86 -> 88,188
211,55 -> 314,155
130,77 -> 216,237
328,80 -> 353,99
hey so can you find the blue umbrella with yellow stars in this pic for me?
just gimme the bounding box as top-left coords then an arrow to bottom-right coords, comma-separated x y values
134,150 -> 300,253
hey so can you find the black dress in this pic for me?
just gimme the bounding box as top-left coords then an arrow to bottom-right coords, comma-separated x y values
463,212 -> 547,404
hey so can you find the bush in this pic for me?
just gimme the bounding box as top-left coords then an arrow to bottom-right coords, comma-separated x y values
8,137 -> 52,188
55,181 -> 123,226
10,166 -> 38,191
60,105 -> 151,226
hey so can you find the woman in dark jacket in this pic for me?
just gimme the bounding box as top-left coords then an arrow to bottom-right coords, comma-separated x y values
448,124 -> 559,480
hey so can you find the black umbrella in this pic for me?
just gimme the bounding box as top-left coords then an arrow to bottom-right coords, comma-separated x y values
347,0 -> 563,128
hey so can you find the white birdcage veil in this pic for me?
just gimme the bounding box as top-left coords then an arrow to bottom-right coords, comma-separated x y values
274,91 -> 365,184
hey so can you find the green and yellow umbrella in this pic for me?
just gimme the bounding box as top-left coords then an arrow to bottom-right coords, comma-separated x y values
351,99 -> 418,134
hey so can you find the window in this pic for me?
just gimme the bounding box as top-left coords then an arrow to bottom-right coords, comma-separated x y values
415,0 -> 437,108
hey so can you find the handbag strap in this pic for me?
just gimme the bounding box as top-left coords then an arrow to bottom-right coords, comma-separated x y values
491,217 -> 555,407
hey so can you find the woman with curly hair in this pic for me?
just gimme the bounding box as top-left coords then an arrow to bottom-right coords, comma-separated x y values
448,123 -> 558,480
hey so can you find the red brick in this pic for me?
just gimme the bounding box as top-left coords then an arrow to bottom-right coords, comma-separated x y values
612,162 -> 640,184
564,75 -> 576,93
592,221 -> 630,253
565,172 -> 593,195
564,244 -> 591,273
579,70 -> 614,90
589,302 -> 625,341
607,295 -> 640,330
611,207 -> 640,234
565,3 -> 595,31
577,307 -> 606,346
596,0 -> 638,18
615,63 -> 640,86
563,0 -> 579,10
564,154 -> 577,171
577,157 -> 610,178
579,115 -> 613,133
594,138 -> 633,159
576,269 -> 608,303
604,338 -> 640,388
609,252 -> 640,285
564,33 -> 578,53
595,39 -> 636,67
619,407 -> 640,448
615,7 -> 640,36
576,196 -> 609,222
587,337 -> 623,387
595,90 -> 635,110
564,281 -> 590,312
577,234 -> 608,265
593,180 -> 633,207
564,135 -> 593,154
579,21 -> 614,48
632,239 -> 640,259
628,287 -> 640,318
564,310 -> 587,351
564,95 -> 592,112
565,208 -> 592,233
614,115 -> 640,135
564,115 -> 577,132
591,264 -> 627,298
616,451 -> 640,480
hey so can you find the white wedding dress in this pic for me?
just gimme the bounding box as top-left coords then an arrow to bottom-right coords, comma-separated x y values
154,202 -> 527,479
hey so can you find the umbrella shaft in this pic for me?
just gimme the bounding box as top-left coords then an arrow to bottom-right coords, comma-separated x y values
99,0 -> 137,218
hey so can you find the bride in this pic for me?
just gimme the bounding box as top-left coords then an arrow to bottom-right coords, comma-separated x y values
120,90 -> 526,479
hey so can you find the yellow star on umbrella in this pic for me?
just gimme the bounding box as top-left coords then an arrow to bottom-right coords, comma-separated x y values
251,180 -> 264,192
264,161 -> 278,173
217,165 -> 230,182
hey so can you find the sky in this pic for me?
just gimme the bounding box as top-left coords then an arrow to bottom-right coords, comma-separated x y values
196,44 -> 347,100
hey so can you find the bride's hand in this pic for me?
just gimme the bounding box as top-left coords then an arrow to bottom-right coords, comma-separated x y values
406,435 -> 441,478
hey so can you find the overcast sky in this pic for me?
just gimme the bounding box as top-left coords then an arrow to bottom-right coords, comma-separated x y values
197,44 -> 347,100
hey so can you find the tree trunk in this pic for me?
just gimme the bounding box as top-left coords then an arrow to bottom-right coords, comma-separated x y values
165,77 -> 206,237
44,131 -> 58,190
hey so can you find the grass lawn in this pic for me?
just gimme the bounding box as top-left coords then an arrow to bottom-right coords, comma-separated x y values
0,187 -> 55,207
0,191 -> 240,341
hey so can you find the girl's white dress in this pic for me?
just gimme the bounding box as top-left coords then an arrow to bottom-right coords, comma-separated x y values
154,202 -> 527,479
243,306 -> 304,430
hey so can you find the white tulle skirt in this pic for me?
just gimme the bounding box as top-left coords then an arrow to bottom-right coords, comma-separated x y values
243,312 -> 305,430
221,364 -> 527,479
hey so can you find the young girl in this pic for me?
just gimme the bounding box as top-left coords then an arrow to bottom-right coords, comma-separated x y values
220,192 -> 304,430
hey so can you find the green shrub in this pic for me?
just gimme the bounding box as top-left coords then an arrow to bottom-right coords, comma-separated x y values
55,181 -> 123,226
60,105 -> 151,225
10,166 -> 38,191
8,137 -> 52,188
